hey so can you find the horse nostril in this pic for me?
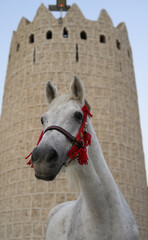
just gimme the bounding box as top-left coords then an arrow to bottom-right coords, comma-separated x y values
48,149 -> 57,159
48,149 -> 58,160
47,149 -> 58,168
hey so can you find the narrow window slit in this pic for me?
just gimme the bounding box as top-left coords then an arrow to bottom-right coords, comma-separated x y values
29,34 -> 34,44
120,62 -> 122,72
100,35 -> 106,43
116,40 -> 121,50
76,44 -> 79,62
33,47 -> 36,63
16,43 -> 20,52
46,31 -> 52,39
63,27 -> 68,38
127,50 -> 130,58
80,31 -> 87,40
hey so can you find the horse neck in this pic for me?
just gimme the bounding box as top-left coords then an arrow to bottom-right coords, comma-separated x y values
72,120 -> 123,216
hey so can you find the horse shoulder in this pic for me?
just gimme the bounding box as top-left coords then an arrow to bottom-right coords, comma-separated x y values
46,200 -> 76,240
119,190 -> 139,239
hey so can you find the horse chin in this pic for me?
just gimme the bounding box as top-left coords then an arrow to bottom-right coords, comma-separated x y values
35,173 -> 56,181
34,162 -> 64,181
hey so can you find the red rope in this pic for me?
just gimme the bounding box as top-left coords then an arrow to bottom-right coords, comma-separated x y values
25,131 -> 43,168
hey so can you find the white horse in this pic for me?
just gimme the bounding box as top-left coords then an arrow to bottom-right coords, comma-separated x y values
30,75 -> 138,240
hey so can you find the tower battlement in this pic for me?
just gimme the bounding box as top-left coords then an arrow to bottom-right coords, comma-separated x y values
8,4 -> 132,74
0,4 -> 147,240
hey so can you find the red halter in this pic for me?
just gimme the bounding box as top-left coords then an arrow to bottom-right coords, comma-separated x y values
25,105 -> 92,167
67,105 -> 92,165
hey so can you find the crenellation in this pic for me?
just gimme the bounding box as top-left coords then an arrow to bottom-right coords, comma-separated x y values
33,4 -> 55,25
65,4 -> 85,25
98,9 -> 113,30
9,16 -> 134,72
17,17 -> 30,32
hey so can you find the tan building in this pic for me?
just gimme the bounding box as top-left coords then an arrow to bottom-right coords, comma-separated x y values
0,3 -> 147,239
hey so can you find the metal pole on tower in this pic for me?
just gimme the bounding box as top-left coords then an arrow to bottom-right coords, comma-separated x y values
49,0 -> 70,12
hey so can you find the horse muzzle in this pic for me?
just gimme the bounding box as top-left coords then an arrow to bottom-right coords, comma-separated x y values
31,146 -> 58,166
31,145 -> 60,181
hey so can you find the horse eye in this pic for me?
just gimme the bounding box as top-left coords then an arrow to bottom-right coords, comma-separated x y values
74,111 -> 83,121
41,116 -> 44,125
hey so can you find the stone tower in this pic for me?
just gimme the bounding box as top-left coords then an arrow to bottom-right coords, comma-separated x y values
0,3 -> 147,240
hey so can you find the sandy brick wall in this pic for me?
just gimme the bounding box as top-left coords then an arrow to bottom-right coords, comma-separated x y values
0,4 -> 147,239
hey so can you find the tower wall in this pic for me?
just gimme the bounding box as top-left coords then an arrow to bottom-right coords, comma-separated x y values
0,4 -> 147,239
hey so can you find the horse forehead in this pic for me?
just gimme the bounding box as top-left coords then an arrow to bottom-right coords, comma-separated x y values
49,97 -> 81,115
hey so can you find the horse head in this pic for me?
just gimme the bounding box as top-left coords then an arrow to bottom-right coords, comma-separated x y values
31,75 -> 87,181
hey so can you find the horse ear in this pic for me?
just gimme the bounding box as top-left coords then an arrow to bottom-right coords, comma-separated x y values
46,81 -> 58,104
70,75 -> 85,103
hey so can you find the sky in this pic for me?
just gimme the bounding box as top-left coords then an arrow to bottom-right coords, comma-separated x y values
0,0 -> 148,184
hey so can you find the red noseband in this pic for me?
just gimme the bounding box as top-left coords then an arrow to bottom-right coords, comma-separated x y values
25,105 -> 92,167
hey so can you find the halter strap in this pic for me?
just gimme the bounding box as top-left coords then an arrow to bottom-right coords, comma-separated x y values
44,126 -> 75,142
44,126 -> 83,149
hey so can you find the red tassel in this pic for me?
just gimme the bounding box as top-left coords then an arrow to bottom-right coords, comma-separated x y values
82,105 -> 93,118
77,148 -> 88,165
36,131 -> 43,145
25,152 -> 32,160
68,145 -> 80,160
25,131 -> 44,168
84,132 -> 91,147
67,144 -> 89,165
27,159 -> 31,165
